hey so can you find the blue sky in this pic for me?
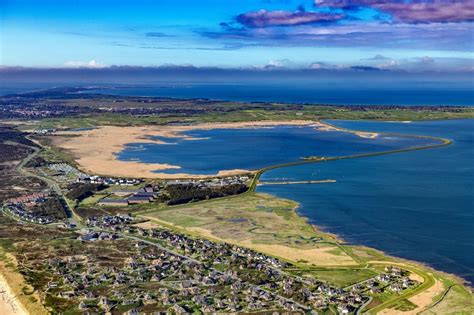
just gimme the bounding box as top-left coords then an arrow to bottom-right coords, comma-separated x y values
1,0 -> 473,72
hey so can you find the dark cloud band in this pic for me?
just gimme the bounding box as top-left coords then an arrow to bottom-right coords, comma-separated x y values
315,0 -> 474,23
236,9 -> 345,28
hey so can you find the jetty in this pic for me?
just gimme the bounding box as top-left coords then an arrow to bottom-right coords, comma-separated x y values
258,179 -> 336,186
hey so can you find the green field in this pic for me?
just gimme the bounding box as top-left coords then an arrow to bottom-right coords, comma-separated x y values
139,192 -> 330,247
290,267 -> 378,287
31,105 -> 474,130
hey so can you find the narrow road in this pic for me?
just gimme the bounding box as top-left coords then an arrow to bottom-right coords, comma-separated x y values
356,296 -> 373,315
15,145 -> 61,195
15,142 -> 75,221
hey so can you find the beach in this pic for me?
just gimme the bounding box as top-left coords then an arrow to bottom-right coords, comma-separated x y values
0,261 -> 28,315
51,120 -> 378,179
0,276 -> 27,315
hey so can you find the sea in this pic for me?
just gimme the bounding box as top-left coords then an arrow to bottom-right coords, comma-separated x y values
89,83 -> 474,106
1,82 -> 474,106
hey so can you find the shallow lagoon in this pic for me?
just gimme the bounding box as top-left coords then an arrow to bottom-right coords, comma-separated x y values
259,119 -> 474,284
117,125 -> 440,175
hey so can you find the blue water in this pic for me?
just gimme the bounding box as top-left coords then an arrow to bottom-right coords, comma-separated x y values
90,83 -> 474,106
2,82 -> 473,106
258,119 -> 474,285
117,125 -> 439,175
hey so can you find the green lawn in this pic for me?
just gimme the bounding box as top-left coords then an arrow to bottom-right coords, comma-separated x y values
33,105 -> 474,130
292,267 -> 377,287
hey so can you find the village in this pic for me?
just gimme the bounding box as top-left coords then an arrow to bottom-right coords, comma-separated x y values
2,191 -> 68,224
33,214 -> 418,314
0,139 -> 421,314
98,176 -> 251,207
2,152 -> 252,227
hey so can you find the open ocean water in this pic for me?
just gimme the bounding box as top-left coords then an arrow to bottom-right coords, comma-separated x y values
2,82 -> 473,106
88,83 -> 474,106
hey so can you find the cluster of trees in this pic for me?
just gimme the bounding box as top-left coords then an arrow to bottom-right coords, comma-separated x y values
24,155 -> 48,168
164,183 -> 247,205
66,183 -> 106,202
32,197 -> 67,219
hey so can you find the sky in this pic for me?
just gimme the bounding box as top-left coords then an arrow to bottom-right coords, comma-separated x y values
0,0 -> 473,75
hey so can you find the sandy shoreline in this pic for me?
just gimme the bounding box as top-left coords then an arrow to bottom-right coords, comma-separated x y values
51,120 -> 378,179
0,272 -> 28,315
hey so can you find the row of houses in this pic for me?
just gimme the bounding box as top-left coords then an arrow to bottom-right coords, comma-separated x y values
79,175 -> 141,186
49,240 -> 307,313
75,215 -> 419,313
127,223 -> 419,312
33,128 -> 56,134
47,163 -> 87,178
4,191 -> 59,224
7,191 -> 49,206
4,202 -> 56,224
163,175 -> 251,189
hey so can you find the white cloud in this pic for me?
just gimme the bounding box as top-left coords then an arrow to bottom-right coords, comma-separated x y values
309,62 -> 332,69
64,59 -> 106,68
418,56 -> 434,64
267,60 -> 284,67
377,59 -> 399,69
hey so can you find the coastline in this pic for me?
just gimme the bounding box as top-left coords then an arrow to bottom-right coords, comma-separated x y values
42,118 -> 472,313
0,273 -> 27,315
51,120 -> 376,179
137,191 -> 472,314
2,117 -> 471,313
0,252 -> 44,315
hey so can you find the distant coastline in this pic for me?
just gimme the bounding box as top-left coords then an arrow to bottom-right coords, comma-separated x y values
86,84 -> 474,107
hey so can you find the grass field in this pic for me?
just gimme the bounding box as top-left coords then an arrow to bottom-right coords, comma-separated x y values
138,192 -> 361,266
291,267 -> 378,287
31,105 -> 474,130
420,278 -> 474,315
140,193 -> 321,245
